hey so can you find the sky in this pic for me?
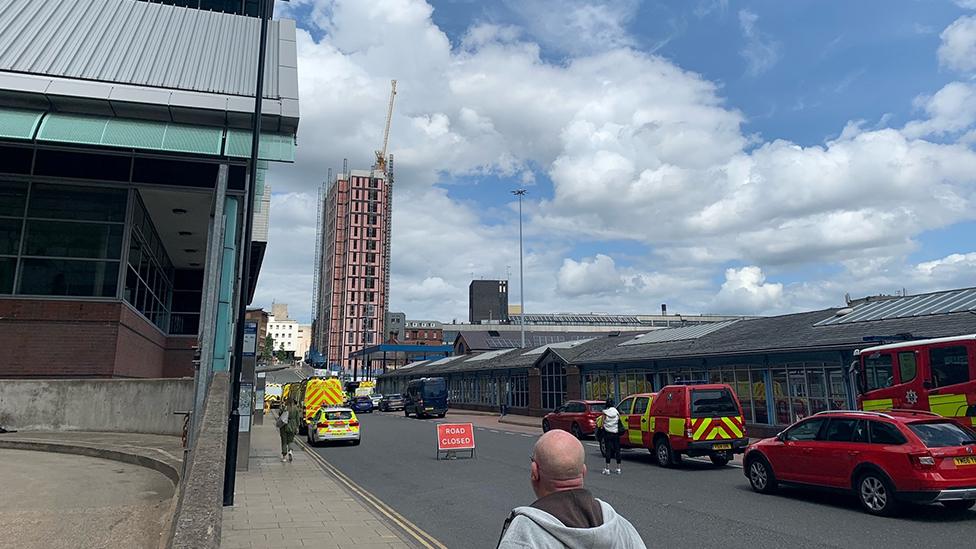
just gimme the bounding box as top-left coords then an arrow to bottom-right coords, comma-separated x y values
254,0 -> 976,325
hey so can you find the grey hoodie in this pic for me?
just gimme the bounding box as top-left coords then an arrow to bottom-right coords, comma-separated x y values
498,497 -> 646,549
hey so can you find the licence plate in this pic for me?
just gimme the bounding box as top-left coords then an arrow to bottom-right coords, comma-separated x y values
954,456 -> 976,466
425,407 -> 434,411
713,443 -> 732,451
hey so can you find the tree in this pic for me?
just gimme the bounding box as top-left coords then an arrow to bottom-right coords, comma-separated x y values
275,342 -> 288,363
260,335 -> 274,364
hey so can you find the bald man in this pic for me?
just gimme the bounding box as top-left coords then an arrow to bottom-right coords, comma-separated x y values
496,430 -> 646,549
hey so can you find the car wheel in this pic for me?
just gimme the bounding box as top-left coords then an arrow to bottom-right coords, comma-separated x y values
709,453 -> 730,467
747,457 -> 777,494
857,472 -> 900,517
942,500 -> 976,511
571,423 -> 583,439
542,419 -> 551,433
438,413 -> 446,418
655,438 -> 675,468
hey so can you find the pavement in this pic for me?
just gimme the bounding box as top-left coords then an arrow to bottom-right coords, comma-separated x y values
315,411 -> 976,549
0,447 -> 176,549
0,430 -> 184,482
221,414 -> 420,549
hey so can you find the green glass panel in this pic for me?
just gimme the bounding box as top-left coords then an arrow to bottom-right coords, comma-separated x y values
37,113 -> 108,144
0,257 -> 14,294
223,130 -> 295,162
24,220 -> 122,259
0,108 -> 44,140
0,181 -> 28,216
18,258 -> 119,297
162,125 -> 223,155
29,184 -> 127,222
102,118 -> 167,150
0,218 -> 21,255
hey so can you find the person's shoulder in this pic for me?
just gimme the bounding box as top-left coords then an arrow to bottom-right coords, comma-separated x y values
497,513 -> 543,549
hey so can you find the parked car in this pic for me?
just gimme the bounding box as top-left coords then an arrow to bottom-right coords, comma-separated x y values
744,410 -> 976,516
307,407 -> 360,446
370,393 -> 384,407
542,400 -> 607,438
404,377 -> 448,418
379,393 -> 405,412
598,383 -> 748,467
351,396 -> 374,414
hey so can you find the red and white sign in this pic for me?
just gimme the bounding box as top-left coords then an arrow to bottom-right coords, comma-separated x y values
437,423 -> 475,451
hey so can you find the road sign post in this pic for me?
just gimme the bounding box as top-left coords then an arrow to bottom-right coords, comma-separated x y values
436,423 -> 476,460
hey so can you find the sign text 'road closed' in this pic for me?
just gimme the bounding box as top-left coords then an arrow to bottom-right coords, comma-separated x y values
437,423 -> 475,451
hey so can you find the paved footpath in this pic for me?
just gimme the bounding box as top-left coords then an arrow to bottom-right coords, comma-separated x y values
221,416 -> 414,549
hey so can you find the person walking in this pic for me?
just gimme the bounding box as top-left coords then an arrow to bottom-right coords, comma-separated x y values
496,430 -> 645,549
276,401 -> 298,462
597,397 -> 622,475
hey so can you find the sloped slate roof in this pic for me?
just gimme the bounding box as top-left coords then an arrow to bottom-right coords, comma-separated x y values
0,0 -> 294,100
456,330 -> 605,352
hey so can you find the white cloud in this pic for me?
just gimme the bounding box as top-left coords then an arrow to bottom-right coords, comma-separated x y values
738,9 -> 781,76
503,0 -> 639,56
712,266 -> 785,314
955,0 -> 976,9
556,254 -> 622,297
939,15 -> 976,73
903,82 -> 976,138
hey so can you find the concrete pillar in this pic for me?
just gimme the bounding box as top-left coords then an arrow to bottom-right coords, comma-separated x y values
527,367 -> 542,416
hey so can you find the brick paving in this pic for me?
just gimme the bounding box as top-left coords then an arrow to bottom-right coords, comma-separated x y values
221,418 -> 411,549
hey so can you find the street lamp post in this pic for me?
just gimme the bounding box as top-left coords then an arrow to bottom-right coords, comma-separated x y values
512,189 -> 526,349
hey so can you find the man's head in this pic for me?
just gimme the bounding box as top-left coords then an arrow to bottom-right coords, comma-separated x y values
530,430 -> 586,499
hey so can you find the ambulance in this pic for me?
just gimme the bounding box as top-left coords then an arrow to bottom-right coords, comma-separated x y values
295,377 -> 346,434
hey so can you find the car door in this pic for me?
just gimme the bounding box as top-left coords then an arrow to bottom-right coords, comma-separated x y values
774,417 -> 826,483
630,396 -> 651,447
552,404 -> 568,430
616,397 -> 635,447
567,401 -> 586,431
812,418 -> 865,488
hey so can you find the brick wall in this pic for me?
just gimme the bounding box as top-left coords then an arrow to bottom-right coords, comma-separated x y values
164,336 -> 198,378
0,298 -> 176,379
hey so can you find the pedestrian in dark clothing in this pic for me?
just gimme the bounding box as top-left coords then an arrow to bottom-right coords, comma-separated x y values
496,430 -> 645,549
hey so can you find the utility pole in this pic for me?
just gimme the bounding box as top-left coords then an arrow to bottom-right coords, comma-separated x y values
512,189 -> 527,349
224,0 -> 272,507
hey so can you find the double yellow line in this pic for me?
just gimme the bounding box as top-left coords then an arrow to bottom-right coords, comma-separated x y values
298,440 -> 448,549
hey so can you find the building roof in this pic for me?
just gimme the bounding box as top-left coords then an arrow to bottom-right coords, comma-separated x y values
454,330 -> 607,352
0,0 -> 298,133
814,287 -> 976,326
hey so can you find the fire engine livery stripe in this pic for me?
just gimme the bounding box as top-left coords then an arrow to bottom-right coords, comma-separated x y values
929,393 -> 969,418
693,418 -> 712,440
721,416 -> 744,438
861,398 -> 893,411
668,418 -> 684,436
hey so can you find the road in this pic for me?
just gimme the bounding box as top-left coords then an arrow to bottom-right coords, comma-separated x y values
307,412 -> 974,549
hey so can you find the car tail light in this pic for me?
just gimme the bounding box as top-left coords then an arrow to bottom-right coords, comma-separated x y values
686,419 -> 693,439
909,451 -> 936,469
350,421 -> 360,427
317,422 -> 330,429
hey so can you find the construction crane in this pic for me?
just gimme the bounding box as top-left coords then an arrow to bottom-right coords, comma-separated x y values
375,79 -> 397,172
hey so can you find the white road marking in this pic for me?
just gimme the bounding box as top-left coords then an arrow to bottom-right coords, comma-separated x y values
489,430 -> 500,433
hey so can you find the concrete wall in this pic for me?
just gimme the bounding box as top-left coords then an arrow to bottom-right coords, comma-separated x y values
0,378 -> 194,435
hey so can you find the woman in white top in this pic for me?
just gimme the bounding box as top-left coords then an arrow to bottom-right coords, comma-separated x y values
599,397 -> 622,475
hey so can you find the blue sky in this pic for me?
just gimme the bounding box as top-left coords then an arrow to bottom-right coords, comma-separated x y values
257,0 -> 976,323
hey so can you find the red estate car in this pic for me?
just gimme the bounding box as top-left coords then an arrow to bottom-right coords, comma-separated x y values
744,410 -> 976,516
542,400 -> 607,438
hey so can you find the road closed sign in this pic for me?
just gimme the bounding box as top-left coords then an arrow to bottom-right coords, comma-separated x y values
437,423 -> 475,451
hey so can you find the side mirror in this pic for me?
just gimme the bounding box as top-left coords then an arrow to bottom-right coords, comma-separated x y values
922,380 -> 933,390
776,432 -> 787,442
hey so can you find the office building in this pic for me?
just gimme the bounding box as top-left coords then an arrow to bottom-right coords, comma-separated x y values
469,279 -> 508,324
0,0 -> 299,378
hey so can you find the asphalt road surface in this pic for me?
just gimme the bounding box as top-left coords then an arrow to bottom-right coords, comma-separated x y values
310,412 -> 975,549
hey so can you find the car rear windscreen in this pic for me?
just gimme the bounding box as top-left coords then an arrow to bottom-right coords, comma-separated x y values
588,403 -> 607,413
691,389 -> 739,417
423,379 -> 447,399
325,411 -> 353,420
908,421 -> 976,447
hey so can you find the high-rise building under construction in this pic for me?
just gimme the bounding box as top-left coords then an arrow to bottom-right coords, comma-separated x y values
313,166 -> 393,375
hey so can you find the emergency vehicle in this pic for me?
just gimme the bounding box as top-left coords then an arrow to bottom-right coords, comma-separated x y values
599,383 -> 748,467
855,334 -> 976,428
264,383 -> 283,408
295,377 -> 346,434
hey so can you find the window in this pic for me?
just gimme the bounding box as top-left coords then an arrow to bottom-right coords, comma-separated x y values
541,357 -> 566,410
508,375 -> 528,408
565,401 -> 585,413
869,421 -> 906,445
864,353 -> 894,391
633,396 -> 650,415
785,418 -> 825,441
929,346 -> 971,388
691,389 -> 738,417
823,418 -> 859,442
897,352 -> 917,384
908,422 -> 976,447
617,397 -> 634,415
